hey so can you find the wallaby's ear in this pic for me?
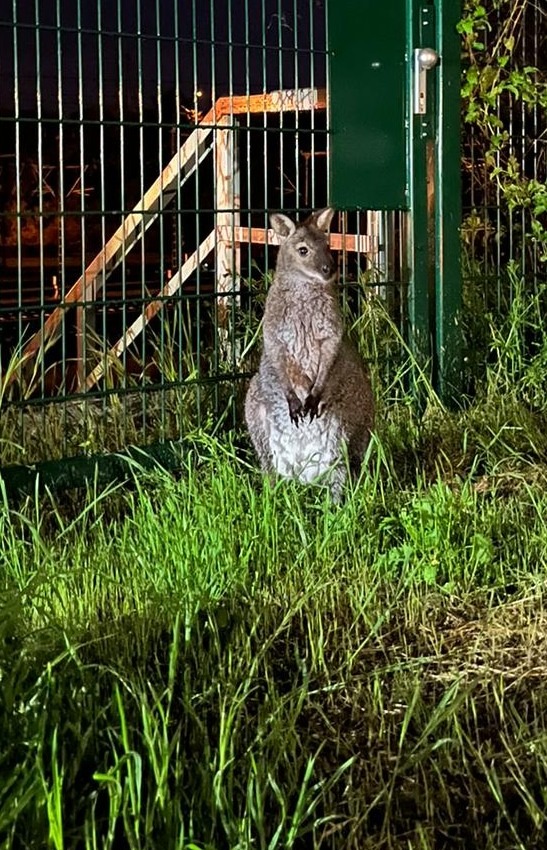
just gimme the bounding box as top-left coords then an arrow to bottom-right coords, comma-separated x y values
270,213 -> 296,241
313,207 -> 336,233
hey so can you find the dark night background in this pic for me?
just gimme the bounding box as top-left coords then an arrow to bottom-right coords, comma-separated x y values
0,1 -> 327,118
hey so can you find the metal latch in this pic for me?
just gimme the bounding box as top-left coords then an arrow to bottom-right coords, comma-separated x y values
413,48 -> 439,115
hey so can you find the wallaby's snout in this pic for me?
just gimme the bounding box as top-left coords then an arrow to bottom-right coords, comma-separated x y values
310,239 -> 336,282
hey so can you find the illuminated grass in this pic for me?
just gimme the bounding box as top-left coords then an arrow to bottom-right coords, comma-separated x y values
2,429 -> 547,848
1,281 -> 547,848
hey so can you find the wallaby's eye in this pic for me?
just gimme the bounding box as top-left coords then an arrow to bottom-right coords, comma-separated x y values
298,246 -> 309,256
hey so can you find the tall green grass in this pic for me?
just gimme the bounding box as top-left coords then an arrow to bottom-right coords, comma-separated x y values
2,278 -> 547,847
2,423 -> 547,848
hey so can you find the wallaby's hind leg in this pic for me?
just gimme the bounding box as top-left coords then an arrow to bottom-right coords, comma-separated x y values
326,464 -> 347,504
348,449 -> 364,484
245,375 -> 274,474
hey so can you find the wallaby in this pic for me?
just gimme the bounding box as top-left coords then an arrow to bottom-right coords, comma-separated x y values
245,207 -> 374,500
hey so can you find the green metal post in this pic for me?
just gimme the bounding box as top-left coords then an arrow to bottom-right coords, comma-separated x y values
435,0 -> 462,401
406,0 -> 437,381
407,0 -> 462,402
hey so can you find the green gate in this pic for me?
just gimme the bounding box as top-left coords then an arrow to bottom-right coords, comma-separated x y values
0,0 -> 462,490
330,0 -> 462,399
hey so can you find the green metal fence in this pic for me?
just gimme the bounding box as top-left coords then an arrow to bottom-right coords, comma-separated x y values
1,0 -> 543,482
461,0 -> 547,301
0,2 -> 308,467
2,0 -> 399,475
458,0 -> 547,392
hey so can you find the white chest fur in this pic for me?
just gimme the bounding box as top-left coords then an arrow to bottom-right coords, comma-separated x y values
267,408 -> 343,485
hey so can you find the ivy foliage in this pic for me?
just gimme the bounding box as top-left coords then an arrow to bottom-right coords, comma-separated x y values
458,0 -> 547,262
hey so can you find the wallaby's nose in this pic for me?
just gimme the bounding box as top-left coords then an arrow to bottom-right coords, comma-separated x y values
322,260 -> 335,276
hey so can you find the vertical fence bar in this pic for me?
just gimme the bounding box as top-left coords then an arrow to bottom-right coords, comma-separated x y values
324,0 -> 330,216
293,0 -> 300,210
55,0 -> 68,445
260,2 -> 269,276
435,0 -> 462,400
532,0 -> 540,289
519,3 -> 526,284
155,0 -> 166,435
276,1 -> 284,211
137,0 -> 147,433
209,0 -> 219,414
75,0 -> 90,390
172,0 -> 183,403
191,0 -> 201,423
308,0 -> 315,210
12,0 -> 24,454
502,3 -> 511,302
33,0 -> 43,401
406,0 -> 435,376
116,0 -> 127,439
215,116 -> 241,358
96,0 -> 107,411
227,0 -> 239,426
243,0 -> 253,352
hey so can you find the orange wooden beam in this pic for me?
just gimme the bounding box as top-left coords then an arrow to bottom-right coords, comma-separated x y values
201,87 -> 327,123
224,226 -> 375,254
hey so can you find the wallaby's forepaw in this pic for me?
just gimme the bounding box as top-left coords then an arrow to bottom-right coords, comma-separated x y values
287,391 -> 304,426
304,392 -> 322,421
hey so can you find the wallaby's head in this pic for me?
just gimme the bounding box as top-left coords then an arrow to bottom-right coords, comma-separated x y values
269,208 -> 337,284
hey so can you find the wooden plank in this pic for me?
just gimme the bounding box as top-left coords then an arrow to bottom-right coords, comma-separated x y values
210,88 -> 327,120
224,226 -> 376,253
21,122 -> 215,363
328,232 -> 376,253
215,116 -> 241,294
215,116 -> 241,354
85,230 -> 217,390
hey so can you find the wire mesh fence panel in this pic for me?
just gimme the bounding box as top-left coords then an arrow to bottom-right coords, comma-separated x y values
461,0 -> 547,303
0,0 -> 400,469
459,0 -> 547,395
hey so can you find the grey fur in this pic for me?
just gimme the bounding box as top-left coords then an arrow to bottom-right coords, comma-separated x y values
245,207 -> 374,499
